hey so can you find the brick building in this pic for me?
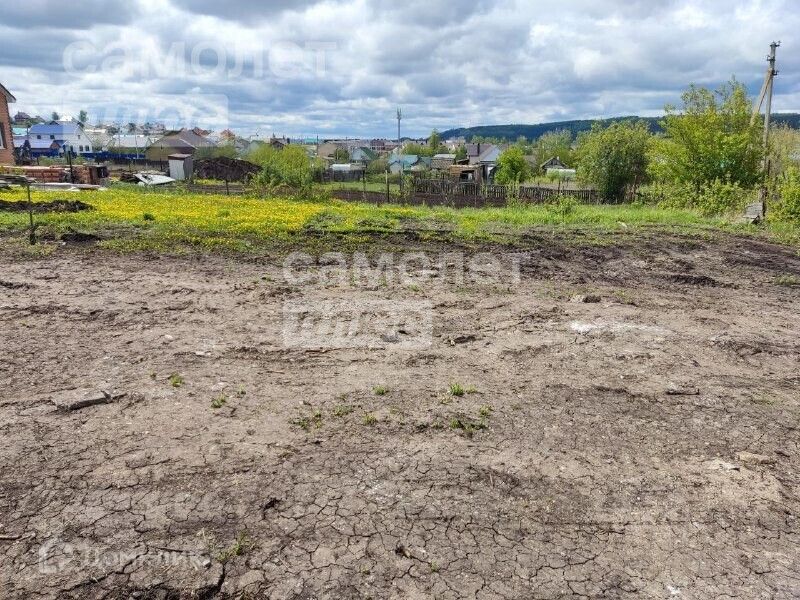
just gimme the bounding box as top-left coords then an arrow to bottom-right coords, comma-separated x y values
0,83 -> 15,165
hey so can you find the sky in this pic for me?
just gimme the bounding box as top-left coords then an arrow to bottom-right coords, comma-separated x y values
0,0 -> 798,138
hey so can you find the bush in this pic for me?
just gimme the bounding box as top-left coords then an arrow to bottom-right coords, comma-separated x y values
494,146 -> 532,185
656,179 -> 749,216
249,145 -> 314,190
771,168 -> 800,224
575,120 -> 650,201
546,195 -> 578,218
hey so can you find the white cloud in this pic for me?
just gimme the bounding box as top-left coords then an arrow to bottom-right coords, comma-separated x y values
0,0 -> 796,137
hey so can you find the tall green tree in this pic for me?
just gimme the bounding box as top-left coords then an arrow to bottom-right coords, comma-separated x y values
402,142 -> 434,157
333,147 -> 350,163
249,145 -> 313,189
649,79 -> 763,188
575,120 -> 651,201
428,129 -> 442,152
494,146 -> 532,184
533,130 -> 574,171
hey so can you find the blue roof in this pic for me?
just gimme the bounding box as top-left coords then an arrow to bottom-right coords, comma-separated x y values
28,121 -> 82,136
389,154 -> 419,167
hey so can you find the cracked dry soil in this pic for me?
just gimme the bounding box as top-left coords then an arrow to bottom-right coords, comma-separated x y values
1,232 -> 799,599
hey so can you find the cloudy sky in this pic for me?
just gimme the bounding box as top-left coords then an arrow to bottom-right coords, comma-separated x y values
0,0 -> 797,138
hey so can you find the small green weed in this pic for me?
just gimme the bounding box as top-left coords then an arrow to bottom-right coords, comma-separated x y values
216,532 -> 251,563
291,410 -> 323,430
363,413 -> 377,426
448,383 -> 465,397
168,373 -> 184,388
449,417 -> 487,437
211,394 -> 227,409
373,385 -> 389,396
775,274 -> 800,286
333,404 -> 354,417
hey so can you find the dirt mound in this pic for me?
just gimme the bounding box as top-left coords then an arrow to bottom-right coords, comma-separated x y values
194,157 -> 261,182
0,199 -> 93,213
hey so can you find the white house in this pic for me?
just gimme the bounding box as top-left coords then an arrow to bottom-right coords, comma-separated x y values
18,120 -> 94,157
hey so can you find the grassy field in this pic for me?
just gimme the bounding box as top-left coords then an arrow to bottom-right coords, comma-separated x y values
0,185 -> 796,253
318,180 -> 401,193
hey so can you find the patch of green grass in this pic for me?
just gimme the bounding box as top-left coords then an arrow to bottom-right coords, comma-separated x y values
291,416 -> 312,430
775,274 -> 800,286
449,416 -> 487,436
751,395 -> 777,406
430,561 -> 440,573
216,532 -> 252,564
1,185 -> 796,254
373,385 -> 389,396
168,373 -> 184,388
448,383 -> 465,397
291,410 -> 323,430
363,412 -> 377,426
142,212 -> 156,221
211,394 -> 227,409
478,405 -> 493,418
332,404 -> 354,417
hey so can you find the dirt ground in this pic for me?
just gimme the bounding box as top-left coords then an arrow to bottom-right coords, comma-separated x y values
1,231 -> 799,599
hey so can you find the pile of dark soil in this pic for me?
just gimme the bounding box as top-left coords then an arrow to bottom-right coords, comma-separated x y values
0,199 -> 93,213
194,157 -> 261,182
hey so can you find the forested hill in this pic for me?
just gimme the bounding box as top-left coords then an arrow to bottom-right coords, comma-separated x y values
439,113 -> 800,142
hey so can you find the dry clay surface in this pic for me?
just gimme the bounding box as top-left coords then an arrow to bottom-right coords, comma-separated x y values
1,233 -> 799,599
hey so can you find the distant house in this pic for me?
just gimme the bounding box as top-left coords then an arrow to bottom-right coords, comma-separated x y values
107,134 -> 158,155
449,164 -> 483,183
431,153 -> 456,171
469,145 -> 502,183
20,120 -> 94,157
145,129 -> 216,162
0,83 -> 16,164
541,156 -> 576,179
541,156 -> 568,170
350,147 -> 378,166
316,142 -> 338,161
269,137 -> 290,150
331,163 -> 364,174
465,143 -> 484,161
12,111 -> 31,124
388,154 -> 419,174
444,137 -> 466,151
411,156 -> 432,172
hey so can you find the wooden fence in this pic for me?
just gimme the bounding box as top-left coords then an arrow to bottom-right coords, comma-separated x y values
151,179 -> 604,206
410,179 -> 601,204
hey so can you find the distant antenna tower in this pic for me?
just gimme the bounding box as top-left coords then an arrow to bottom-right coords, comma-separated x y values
397,108 -> 402,143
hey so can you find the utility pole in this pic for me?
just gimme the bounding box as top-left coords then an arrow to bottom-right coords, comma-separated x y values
750,42 -> 780,216
762,42 -> 779,170
397,108 -> 403,195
